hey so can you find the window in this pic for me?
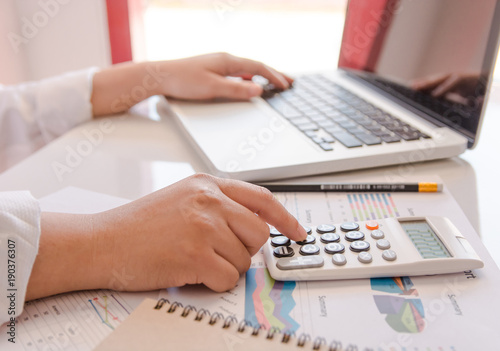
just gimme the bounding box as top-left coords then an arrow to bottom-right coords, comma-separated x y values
142,0 -> 346,73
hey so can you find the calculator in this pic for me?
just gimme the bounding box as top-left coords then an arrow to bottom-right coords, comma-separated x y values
263,216 -> 484,281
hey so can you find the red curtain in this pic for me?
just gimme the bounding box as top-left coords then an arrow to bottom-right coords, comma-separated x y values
106,0 -> 133,64
338,0 -> 399,72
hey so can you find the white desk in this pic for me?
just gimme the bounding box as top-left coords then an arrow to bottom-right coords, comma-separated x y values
1,95 -> 499,267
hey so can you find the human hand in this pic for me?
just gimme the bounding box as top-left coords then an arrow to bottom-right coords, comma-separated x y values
27,174 -> 306,299
92,53 -> 293,115
156,52 -> 294,100
411,72 -> 481,105
97,174 -> 306,292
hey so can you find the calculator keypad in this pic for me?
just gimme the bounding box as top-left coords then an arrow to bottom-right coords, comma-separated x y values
382,249 -> 397,261
340,222 -> 360,232
269,220 -> 395,270
345,231 -> 365,241
332,254 -> 347,266
265,216 -> 484,281
273,246 -> 295,258
316,224 -> 336,234
296,235 -> 316,245
320,233 -> 340,243
276,256 -> 324,270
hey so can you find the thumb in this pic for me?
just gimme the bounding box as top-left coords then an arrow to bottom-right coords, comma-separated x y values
212,76 -> 263,100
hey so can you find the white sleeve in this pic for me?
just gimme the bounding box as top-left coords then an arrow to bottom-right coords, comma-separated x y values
0,192 -> 41,326
0,68 -> 98,171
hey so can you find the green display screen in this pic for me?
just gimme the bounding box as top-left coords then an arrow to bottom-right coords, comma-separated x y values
400,220 -> 451,259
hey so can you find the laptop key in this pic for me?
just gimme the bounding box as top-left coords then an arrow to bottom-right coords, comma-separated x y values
380,134 -> 402,143
308,113 -> 329,123
395,130 -> 420,140
289,116 -> 312,126
324,126 -> 346,135
331,132 -> 363,148
297,123 -> 320,132
317,120 -> 337,128
322,133 -> 335,143
266,96 -> 302,119
353,133 -> 382,145
338,120 -> 359,129
319,142 -> 334,151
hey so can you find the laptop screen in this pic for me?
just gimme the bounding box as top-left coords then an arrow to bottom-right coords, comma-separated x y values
338,0 -> 500,147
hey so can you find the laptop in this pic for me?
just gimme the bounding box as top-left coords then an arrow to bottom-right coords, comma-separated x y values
165,0 -> 500,182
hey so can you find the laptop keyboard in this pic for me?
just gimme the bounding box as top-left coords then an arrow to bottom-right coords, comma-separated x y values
263,75 -> 430,151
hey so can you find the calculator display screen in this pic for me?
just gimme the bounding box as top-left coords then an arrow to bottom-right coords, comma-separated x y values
400,220 -> 451,259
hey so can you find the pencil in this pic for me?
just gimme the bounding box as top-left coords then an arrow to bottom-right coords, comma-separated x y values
256,182 -> 443,193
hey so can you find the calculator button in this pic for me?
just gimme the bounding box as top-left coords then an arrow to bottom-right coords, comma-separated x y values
371,229 -> 385,239
270,227 -> 282,237
271,236 -> 291,247
320,233 -> 341,244
332,254 -> 347,266
316,224 -> 336,234
382,250 -> 397,261
376,239 -> 391,250
302,226 -> 312,234
345,231 -> 365,241
273,246 -> 295,258
340,222 -> 360,232
296,235 -> 316,245
299,244 -> 321,255
324,243 -> 345,254
358,252 -> 373,263
365,220 -> 379,230
276,256 -> 324,270
350,240 -> 370,252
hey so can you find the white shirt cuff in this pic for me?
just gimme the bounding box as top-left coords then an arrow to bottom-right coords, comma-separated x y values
0,192 -> 41,324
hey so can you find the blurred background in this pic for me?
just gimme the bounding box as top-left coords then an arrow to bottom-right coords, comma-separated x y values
1,0 -> 498,88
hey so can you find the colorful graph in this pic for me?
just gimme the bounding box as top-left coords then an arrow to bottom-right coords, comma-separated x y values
17,289 -> 133,350
371,277 -> 425,333
88,294 -> 128,330
348,193 -> 400,221
245,267 -> 300,332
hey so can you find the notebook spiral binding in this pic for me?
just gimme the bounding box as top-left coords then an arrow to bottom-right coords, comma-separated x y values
153,298 -> 361,351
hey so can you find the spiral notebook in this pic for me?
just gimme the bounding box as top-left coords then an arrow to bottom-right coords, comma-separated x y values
93,298 -> 353,351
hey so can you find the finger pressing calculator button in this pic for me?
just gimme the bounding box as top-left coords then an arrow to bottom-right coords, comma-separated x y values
340,222 -> 360,232
365,220 -> 379,230
271,236 -> 291,247
302,226 -> 312,235
371,229 -> 385,240
345,231 -> 365,241
332,254 -> 347,266
276,256 -> 324,270
273,246 -> 295,258
296,235 -> 316,245
320,233 -> 341,244
270,227 -> 282,237
350,240 -> 370,252
376,239 -> 391,250
382,250 -> 397,261
299,244 -> 321,255
316,224 -> 336,234
324,243 -> 345,254
358,252 -> 373,263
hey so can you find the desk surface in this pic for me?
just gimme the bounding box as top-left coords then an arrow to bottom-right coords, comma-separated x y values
1,95 -> 500,267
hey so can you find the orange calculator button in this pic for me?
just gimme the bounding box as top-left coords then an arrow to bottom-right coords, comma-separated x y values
366,220 -> 379,230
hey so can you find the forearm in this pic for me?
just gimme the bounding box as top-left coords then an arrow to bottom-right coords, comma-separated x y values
26,213 -> 109,300
91,61 -> 164,116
